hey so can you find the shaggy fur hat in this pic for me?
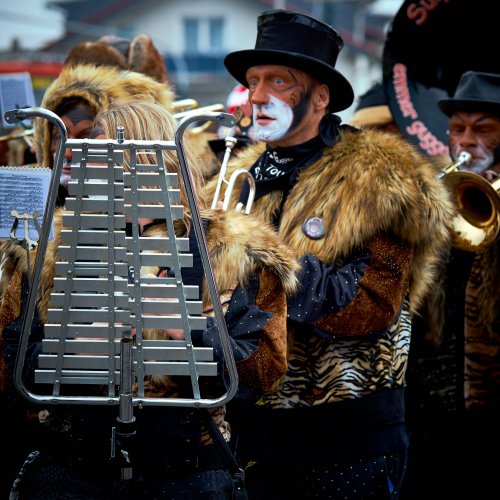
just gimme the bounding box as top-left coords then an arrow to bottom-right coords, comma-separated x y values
35,63 -> 176,168
64,33 -> 168,84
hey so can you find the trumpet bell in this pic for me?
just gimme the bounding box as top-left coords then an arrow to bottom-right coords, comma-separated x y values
444,171 -> 500,251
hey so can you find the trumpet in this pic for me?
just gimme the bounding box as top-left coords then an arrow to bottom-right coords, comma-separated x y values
437,151 -> 472,179
0,128 -> 34,144
211,136 -> 255,214
173,100 -> 225,134
439,151 -> 500,251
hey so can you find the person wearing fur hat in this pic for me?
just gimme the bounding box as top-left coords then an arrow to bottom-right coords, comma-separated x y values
0,60 -> 176,498
35,62 -> 175,207
2,100 -> 299,498
50,34 -> 219,191
401,71 -> 500,500
0,57 -> 176,322
201,9 -> 454,499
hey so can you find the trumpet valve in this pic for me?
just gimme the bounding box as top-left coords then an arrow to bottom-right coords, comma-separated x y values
225,136 -> 238,150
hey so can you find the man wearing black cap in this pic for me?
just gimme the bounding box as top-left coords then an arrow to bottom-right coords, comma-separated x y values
402,71 -> 500,500
203,9 -> 454,499
439,70 -> 500,177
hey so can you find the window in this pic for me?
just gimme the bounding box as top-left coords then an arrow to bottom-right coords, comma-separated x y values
183,17 -> 224,54
209,18 -> 223,51
184,18 -> 199,54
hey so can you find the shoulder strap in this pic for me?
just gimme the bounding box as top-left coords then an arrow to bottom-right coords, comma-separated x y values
201,409 -> 247,499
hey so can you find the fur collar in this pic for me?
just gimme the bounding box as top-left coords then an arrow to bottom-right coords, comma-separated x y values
204,127 -> 454,311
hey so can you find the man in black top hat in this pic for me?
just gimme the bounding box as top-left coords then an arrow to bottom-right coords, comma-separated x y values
203,9 -> 454,499
401,70 -> 500,500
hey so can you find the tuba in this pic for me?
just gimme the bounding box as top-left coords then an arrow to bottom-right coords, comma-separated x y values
438,152 -> 500,251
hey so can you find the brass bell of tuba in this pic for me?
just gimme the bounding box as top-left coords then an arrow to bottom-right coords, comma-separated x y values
439,152 -> 500,251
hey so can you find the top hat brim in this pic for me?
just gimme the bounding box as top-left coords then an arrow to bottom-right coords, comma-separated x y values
224,49 -> 354,113
438,98 -> 500,117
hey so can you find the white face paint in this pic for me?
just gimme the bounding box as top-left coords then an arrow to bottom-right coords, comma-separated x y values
60,172 -> 71,188
53,153 -> 75,187
451,142 -> 494,174
252,94 -> 293,141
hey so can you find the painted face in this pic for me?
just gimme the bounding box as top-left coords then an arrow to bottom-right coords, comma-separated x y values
252,94 -> 293,141
246,65 -> 321,147
51,102 -> 96,185
448,112 -> 500,174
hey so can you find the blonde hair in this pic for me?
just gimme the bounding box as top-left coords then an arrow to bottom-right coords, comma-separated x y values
94,101 -> 207,227
94,102 -> 206,384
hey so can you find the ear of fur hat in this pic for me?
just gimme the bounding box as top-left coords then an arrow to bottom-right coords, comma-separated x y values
64,33 -> 168,84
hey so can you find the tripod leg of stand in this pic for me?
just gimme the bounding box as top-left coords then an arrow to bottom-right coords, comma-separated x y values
112,337 -> 136,480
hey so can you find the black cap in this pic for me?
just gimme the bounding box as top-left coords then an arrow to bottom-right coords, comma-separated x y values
438,71 -> 500,117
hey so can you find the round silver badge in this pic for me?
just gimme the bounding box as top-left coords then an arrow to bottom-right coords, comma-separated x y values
302,216 -> 325,239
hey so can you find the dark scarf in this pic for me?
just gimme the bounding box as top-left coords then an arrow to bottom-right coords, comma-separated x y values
238,114 -> 341,207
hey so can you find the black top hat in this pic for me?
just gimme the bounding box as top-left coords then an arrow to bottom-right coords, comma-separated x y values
224,9 -> 354,113
438,71 -> 500,117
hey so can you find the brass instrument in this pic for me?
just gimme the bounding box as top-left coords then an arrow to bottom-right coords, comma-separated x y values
211,136 -> 255,214
437,151 -> 472,179
439,152 -> 500,251
0,100 -> 224,143
174,103 -> 225,134
0,128 -> 34,145
172,98 -> 199,113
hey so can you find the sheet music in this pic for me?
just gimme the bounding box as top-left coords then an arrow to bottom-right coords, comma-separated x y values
0,166 -> 54,241
0,72 -> 36,128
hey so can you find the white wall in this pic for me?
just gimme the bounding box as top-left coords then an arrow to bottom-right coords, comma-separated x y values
120,0 -> 261,56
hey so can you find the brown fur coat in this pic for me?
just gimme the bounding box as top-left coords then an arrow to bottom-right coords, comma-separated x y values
204,126 -> 455,313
